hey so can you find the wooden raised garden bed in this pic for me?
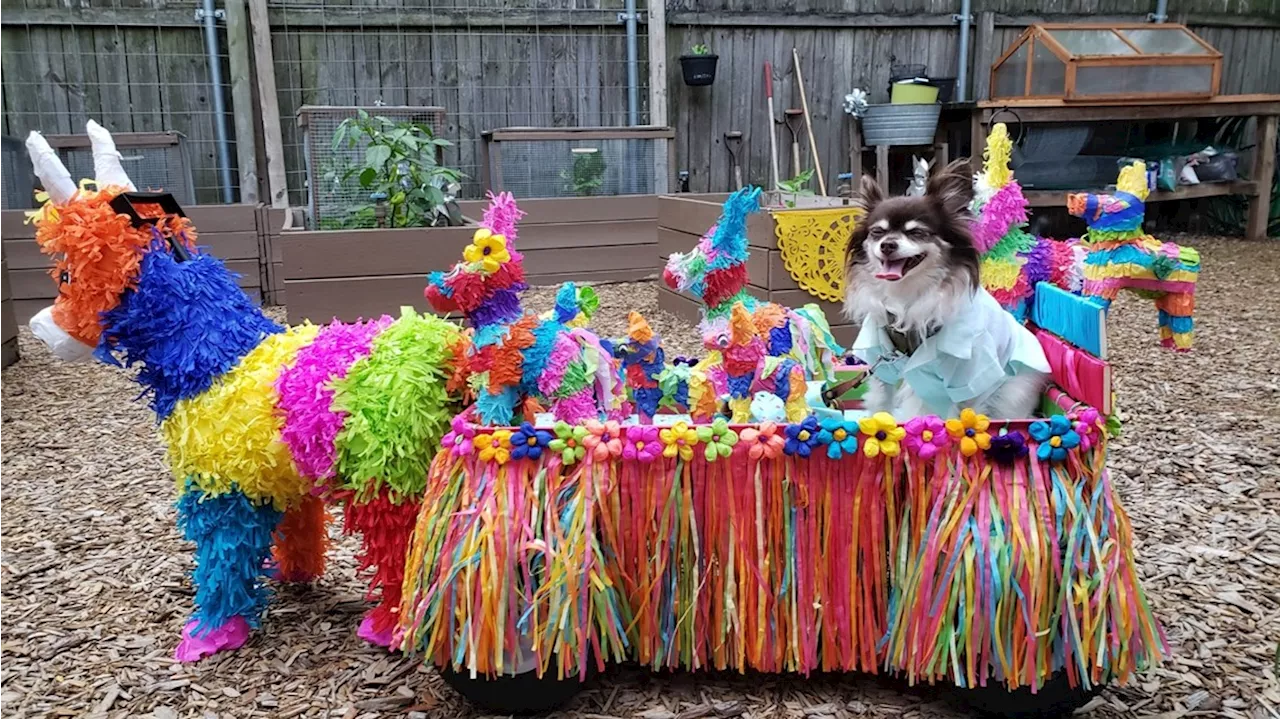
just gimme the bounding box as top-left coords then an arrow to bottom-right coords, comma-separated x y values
282,195 -> 660,325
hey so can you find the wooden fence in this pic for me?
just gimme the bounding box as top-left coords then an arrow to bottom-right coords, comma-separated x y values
280,195 -> 658,324
0,203 -> 271,324
2,0 -> 1278,205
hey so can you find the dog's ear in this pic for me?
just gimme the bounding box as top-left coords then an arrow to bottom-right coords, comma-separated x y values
854,174 -> 884,212
927,159 -> 974,216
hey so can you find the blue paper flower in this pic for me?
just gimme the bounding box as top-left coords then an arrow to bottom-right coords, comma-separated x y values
985,430 -> 1028,465
510,421 -> 552,461
783,416 -> 822,458
1028,415 -> 1080,463
816,418 -> 859,460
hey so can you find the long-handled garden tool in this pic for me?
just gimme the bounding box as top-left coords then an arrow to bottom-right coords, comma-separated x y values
764,62 -> 781,190
724,131 -> 744,190
792,47 -> 827,196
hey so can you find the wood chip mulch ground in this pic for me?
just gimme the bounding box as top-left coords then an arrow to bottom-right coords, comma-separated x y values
2,236 -> 1278,719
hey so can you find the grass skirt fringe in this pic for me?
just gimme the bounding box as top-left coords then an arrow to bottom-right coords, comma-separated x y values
398,431 -> 1164,690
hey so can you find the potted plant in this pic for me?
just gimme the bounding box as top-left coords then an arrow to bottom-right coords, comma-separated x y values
680,44 -> 718,86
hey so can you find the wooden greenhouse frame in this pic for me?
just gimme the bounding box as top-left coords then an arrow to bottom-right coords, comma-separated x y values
990,24 -> 1222,103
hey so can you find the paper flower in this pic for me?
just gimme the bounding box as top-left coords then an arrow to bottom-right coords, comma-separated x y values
696,418 -> 739,462
660,421 -> 699,462
783,416 -> 822,458
1029,415 -> 1080,463
740,422 -> 785,461
510,422 -> 552,461
623,425 -> 662,464
475,429 -> 513,464
582,419 -> 623,461
462,228 -> 511,274
1071,407 -> 1102,451
903,416 -> 949,460
946,409 -> 992,457
442,414 -> 475,458
985,430 -> 1029,465
817,418 -> 859,460
859,412 -> 905,458
548,421 -> 588,465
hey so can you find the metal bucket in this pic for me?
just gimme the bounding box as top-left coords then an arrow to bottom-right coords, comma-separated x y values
860,103 -> 941,146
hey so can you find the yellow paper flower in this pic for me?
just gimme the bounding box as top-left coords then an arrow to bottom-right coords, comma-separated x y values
462,228 -> 511,274
945,408 -> 992,457
475,429 -> 513,464
858,411 -> 905,458
660,421 -> 699,462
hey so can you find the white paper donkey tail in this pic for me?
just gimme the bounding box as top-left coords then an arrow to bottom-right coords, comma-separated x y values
26,131 -> 76,205
87,120 -> 136,191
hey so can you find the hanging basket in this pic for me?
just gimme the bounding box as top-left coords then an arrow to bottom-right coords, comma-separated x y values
680,55 -> 719,86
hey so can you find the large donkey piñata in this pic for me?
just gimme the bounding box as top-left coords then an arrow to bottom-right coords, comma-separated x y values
24,122 -> 468,661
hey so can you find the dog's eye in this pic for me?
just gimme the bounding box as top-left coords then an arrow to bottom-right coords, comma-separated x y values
867,226 -> 884,238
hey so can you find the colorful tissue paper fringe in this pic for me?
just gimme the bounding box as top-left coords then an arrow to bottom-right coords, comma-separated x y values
331,307 -> 463,502
276,315 -> 394,488
270,495 -> 330,582
343,487 -> 423,646
30,182 -> 197,345
399,415 -> 1166,690
97,248 -> 282,420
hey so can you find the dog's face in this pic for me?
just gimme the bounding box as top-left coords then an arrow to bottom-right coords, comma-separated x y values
847,159 -> 980,290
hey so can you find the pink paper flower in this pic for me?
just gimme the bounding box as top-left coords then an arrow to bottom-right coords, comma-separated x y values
582,419 -> 623,461
1072,407 -> 1102,451
903,415 -> 950,460
623,425 -> 662,463
739,422 -> 785,461
442,412 -> 476,457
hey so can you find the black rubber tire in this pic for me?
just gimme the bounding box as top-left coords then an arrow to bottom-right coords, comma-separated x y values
951,672 -> 1104,719
436,663 -> 592,715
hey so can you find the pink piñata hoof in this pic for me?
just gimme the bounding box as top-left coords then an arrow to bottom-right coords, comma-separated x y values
358,614 -> 396,649
174,616 -> 250,662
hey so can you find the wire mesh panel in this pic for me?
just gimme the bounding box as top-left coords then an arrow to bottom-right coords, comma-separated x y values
43,132 -> 197,206
297,105 -> 449,228
0,6 -> 239,204
1,136 -> 36,210
270,0 -> 652,203
483,127 -> 672,198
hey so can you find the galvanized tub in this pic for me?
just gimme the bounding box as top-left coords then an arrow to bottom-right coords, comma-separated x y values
860,104 -> 941,146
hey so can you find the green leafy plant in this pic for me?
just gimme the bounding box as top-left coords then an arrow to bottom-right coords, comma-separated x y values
323,110 -> 464,229
777,169 -> 815,208
561,148 -> 606,197
689,43 -> 712,56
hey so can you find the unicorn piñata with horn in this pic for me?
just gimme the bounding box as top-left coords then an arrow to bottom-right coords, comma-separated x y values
662,187 -> 843,417
971,123 -> 1086,321
424,193 -> 626,426
25,122 -> 465,661
1067,163 -> 1200,350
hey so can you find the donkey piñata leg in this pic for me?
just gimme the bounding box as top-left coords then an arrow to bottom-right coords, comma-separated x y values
174,485 -> 283,662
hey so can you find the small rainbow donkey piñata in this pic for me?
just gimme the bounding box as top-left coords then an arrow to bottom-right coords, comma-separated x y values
24,122 -> 464,661
1067,163 -> 1200,350
972,123 -> 1086,321
662,187 -> 843,421
424,192 -> 625,426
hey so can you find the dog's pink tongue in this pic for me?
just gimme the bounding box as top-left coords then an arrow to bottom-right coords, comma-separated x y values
876,258 -> 907,280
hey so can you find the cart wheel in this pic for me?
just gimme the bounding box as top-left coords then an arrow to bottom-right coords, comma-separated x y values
953,672 -> 1104,719
436,663 -> 593,715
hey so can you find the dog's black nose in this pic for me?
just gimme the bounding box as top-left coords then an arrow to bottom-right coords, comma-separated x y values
879,239 -> 898,257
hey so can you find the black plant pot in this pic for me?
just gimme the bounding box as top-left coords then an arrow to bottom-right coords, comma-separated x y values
680,55 -> 719,86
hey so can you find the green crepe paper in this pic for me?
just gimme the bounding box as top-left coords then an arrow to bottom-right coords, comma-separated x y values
331,307 -> 463,502
556,359 -> 592,398
985,226 -> 1038,262
576,286 -> 600,322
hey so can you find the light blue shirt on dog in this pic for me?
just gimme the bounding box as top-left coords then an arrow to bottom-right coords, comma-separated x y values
851,287 -> 1050,415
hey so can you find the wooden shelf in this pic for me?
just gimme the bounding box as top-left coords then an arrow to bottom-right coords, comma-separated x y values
1023,179 -> 1258,207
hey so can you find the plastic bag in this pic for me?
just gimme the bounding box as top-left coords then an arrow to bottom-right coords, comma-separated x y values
29,306 -> 95,362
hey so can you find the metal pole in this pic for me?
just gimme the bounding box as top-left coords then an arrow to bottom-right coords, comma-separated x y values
624,0 -> 639,126
1150,0 -> 1169,22
201,0 -> 236,203
954,0 -> 973,103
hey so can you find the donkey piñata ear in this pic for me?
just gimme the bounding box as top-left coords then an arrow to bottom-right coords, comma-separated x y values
26,131 -> 76,205
87,120 -> 136,191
